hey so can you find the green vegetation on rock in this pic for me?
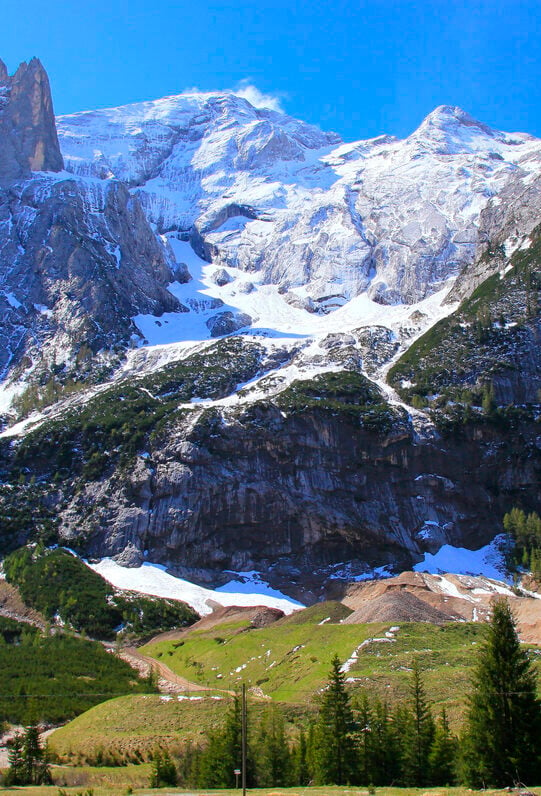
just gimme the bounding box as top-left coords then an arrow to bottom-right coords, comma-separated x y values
276,371 -> 403,432
3,545 -> 198,639
388,228 -> 541,424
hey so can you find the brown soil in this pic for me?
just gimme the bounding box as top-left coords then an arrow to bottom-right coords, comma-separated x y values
342,571 -> 541,641
343,590 -> 456,624
0,580 -> 47,630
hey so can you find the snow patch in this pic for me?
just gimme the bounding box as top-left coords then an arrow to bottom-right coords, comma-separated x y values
88,558 -> 302,616
413,535 -> 509,581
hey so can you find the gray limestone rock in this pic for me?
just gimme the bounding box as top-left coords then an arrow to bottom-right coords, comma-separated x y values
206,311 -> 252,337
211,268 -> 233,287
0,58 -> 63,184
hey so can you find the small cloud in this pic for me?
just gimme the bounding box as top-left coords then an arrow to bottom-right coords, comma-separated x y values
180,81 -> 287,114
233,79 -> 286,113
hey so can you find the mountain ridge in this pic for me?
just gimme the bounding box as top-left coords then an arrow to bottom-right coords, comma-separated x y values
0,58 -> 540,598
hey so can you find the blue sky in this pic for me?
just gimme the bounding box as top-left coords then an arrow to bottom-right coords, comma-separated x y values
1,0 -> 539,142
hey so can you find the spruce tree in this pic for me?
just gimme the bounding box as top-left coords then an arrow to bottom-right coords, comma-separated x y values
462,599 -> 541,787
401,661 -> 435,786
5,732 -> 25,786
292,728 -> 310,786
371,697 -> 401,785
428,709 -> 457,785
6,726 -> 51,786
254,704 -> 290,786
313,654 -> 357,784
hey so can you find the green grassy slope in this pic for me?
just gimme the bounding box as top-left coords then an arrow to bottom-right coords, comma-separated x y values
142,603 -> 381,702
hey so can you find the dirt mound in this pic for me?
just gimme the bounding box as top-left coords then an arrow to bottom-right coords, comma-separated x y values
343,589 -> 455,624
342,571 -> 541,642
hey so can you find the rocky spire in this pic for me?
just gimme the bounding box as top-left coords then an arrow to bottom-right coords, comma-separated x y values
0,57 -> 63,184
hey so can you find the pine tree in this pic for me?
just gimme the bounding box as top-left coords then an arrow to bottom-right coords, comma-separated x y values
313,654 -> 357,784
254,704 -> 290,786
371,698 -> 401,785
355,692 -> 374,785
292,728 -> 310,786
150,748 -> 177,788
5,732 -> 25,786
5,726 -> 51,786
401,661 -> 435,786
428,709 -> 457,785
462,599 -> 541,787
197,694 -> 252,787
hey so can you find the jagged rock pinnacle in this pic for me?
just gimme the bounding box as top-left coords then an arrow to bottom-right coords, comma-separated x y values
0,57 -> 63,183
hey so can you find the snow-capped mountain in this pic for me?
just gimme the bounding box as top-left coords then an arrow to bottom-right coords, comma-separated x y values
57,95 -> 541,313
0,59 -> 540,599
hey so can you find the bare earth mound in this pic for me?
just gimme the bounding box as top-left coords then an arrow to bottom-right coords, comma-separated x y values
342,571 -> 541,641
343,589 -> 455,624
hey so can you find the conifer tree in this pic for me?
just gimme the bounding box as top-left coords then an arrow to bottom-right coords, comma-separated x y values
401,661 -> 435,786
197,694 -> 253,787
428,709 -> 457,785
5,732 -> 25,786
5,725 -> 51,786
355,692 -> 374,785
462,599 -> 541,787
292,728 -> 310,786
371,697 -> 401,785
254,704 -> 290,786
313,654 -> 357,784
150,748 -> 177,788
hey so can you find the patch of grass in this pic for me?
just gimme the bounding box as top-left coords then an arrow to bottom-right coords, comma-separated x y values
48,694 -> 288,763
0,783 -> 522,796
276,372 -> 402,432
140,618 -> 541,728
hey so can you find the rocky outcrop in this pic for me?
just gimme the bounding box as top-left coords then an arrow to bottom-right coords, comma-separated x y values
0,58 -> 63,184
42,393 -> 538,600
0,175 -> 184,382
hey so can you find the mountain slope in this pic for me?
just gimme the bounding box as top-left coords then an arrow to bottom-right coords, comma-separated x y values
1,58 -> 541,595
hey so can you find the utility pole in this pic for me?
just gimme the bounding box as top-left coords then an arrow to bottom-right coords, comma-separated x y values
242,683 -> 247,796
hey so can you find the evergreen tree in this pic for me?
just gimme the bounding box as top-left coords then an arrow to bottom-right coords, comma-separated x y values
462,599 -> 541,787
197,695 -> 252,787
5,725 -> 51,786
371,697 -> 401,785
253,704 -> 291,786
5,732 -> 25,786
313,654 -> 357,784
401,661 -> 435,786
292,728 -> 310,786
428,709 -> 457,785
150,748 -> 177,788
355,692 -> 374,785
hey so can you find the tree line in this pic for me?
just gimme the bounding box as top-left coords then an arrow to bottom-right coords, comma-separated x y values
151,601 -> 541,790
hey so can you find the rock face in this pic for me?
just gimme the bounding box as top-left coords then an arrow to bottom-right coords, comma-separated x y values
0,59 -> 186,387
0,58 -> 63,184
0,175 -> 184,382
1,58 -> 541,594
29,385 -> 539,600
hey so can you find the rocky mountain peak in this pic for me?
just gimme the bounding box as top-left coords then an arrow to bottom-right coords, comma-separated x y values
406,104 -> 502,156
0,56 -> 63,184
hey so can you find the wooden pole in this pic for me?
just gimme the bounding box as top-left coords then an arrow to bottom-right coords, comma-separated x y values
242,683 -> 247,796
